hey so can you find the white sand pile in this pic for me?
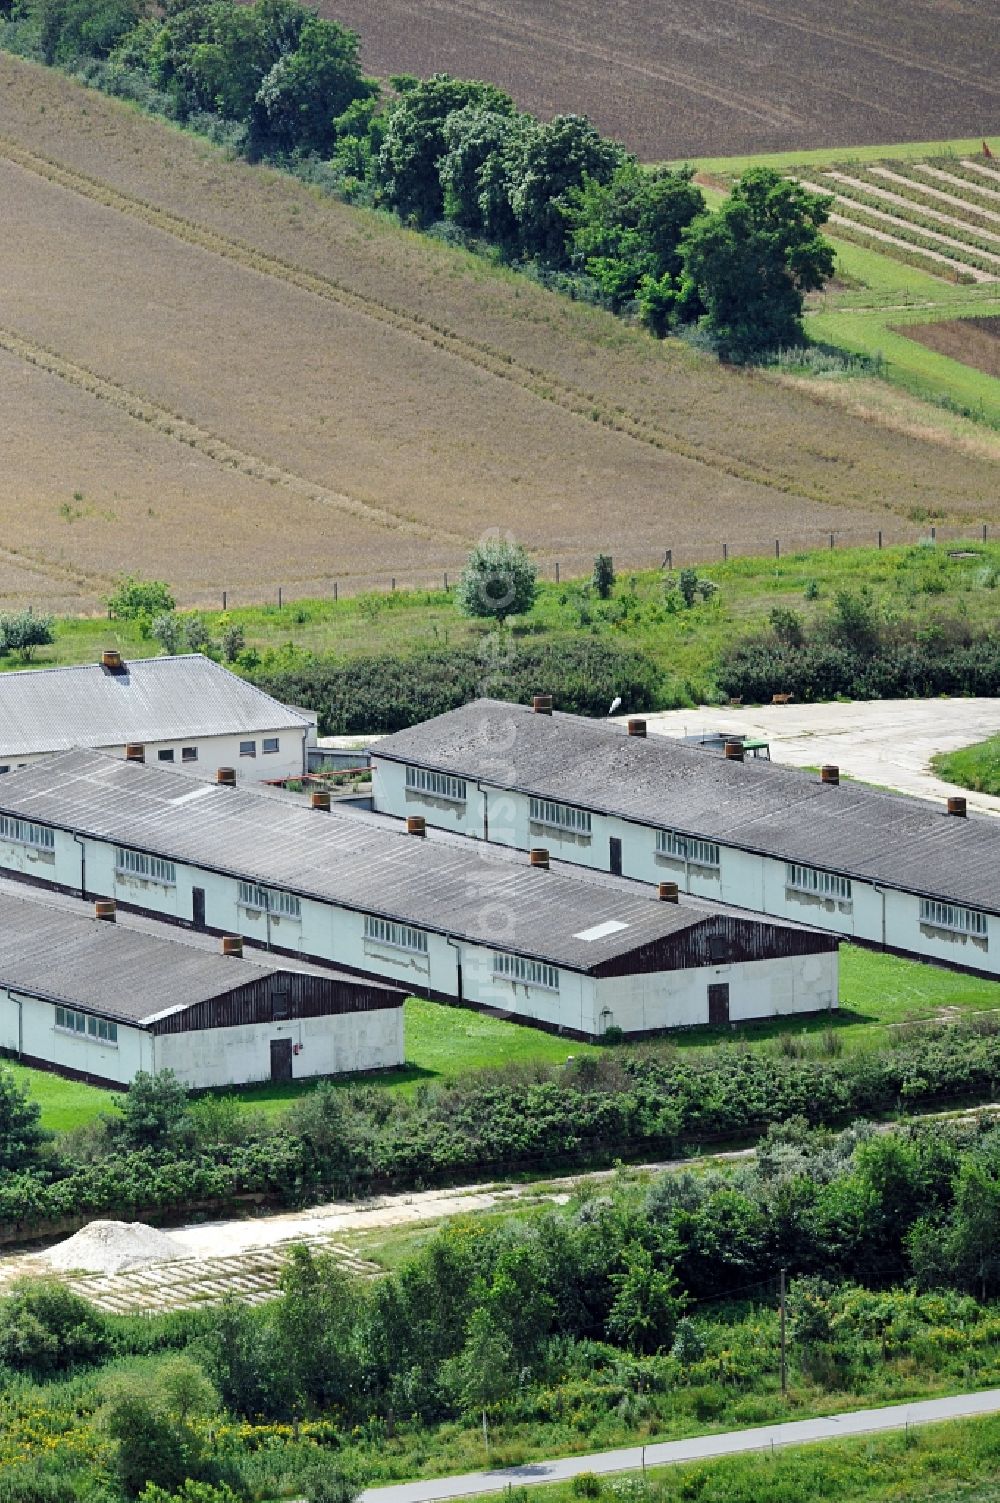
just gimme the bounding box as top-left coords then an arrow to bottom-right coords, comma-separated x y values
39,1220 -> 185,1276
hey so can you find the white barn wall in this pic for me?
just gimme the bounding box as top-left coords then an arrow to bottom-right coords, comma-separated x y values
0,727 -> 309,783
0,986 -> 151,1085
374,759 -> 1000,978
592,951 -> 838,1035
155,1008 -> 403,1089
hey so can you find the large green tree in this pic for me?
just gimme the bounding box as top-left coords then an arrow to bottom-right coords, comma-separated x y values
377,75 -> 515,223
680,167 -> 834,360
509,114 -> 624,265
251,14 -> 376,157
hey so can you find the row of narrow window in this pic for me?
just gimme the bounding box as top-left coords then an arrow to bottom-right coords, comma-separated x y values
0,814 -> 54,850
405,765 -> 467,802
55,1005 -> 117,1043
238,880 -> 301,919
530,797 -> 592,835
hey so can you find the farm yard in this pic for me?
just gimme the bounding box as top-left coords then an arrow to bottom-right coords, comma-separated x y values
321,0 -> 998,163
0,58 -> 999,614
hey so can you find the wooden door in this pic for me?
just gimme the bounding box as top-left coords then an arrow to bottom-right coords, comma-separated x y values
192,887 -> 206,930
270,1038 -> 293,1081
609,837 -> 622,877
708,983 -> 730,1027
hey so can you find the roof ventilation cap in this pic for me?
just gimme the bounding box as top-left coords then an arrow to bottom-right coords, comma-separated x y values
406,815 -> 426,837
658,881 -> 679,903
216,767 -> 236,786
124,743 -> 145,764
311,790 -> 331,812
529,847 -> 550,869
627,718 -> 647,738
222,935 -> 243,957
95,899 -> 117,923
947,796 -> 967,818
821,765 -> 840,785
102,649 -> 124,671
532,694 -> 553,715
724,739 -> 745,762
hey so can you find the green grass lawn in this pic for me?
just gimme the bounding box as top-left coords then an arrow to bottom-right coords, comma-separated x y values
10,946 -> 999,1133
933,737 -> 1000,797
9,538 -> 1000,709
676,136 -> 995,179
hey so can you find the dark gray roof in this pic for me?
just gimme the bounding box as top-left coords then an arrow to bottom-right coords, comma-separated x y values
0,655 -> 312,757
0,751 -> 827,973
0,890 -> 399,1025
373,699 -> 1000,913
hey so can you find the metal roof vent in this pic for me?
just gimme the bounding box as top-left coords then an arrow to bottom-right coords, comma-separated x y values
125,743 -> 145,764
406,815 -> 426,837
529,847 -> 550,869
95,899 -> 116,923
101,648 -> 124,672
532,694 -> 553,715
658,881 -> 679,903
724,739 -> 745,762
821,765 -> 840,785
311,790 -> 331,812
947,796 -> 967,818
221,935 -> 243,957
627,718 -> 647,738
216,767 -> 236,786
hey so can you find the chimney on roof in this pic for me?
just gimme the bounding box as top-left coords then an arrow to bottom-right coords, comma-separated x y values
216,767 -> 236,787
658,881 -> 679,903
627,718 -> 647,738
532,694 -> 553,715
222,935 -> 243,957
529,847 -> 550,870
95,899 -> 116,923
406,815 -> 427,837
724,739 -> 744,762
102,648 -> 124,672
125,743 -> 145,764
821,765 -> 840,786
311,790 -> 331,812
947,796 -> 967,818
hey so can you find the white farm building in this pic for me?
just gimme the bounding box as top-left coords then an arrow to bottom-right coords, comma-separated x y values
371,698 -> 1000,979
0,652 -> 316,781
0,751 -> 837,1039
0,888 -> 405,1089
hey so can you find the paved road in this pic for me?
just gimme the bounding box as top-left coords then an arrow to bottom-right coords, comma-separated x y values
359,1389 -> 1000,1503
619,699 -> 1000,816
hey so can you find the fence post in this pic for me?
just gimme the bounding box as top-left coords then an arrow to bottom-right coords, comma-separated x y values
877,531 -> 882,550
277,586 -> 282,609
555,561 -> 560,583
444,572 -> 448,591
664,548 -> 672,571
930,526 -> 936,544
722,542 -> 728,562
984,524 -> 988,543
775,538 -> 780,560
391,578 -> 396,592
333,581 -> 338,603
222,590 -> 227,611
829,533 -> 834,550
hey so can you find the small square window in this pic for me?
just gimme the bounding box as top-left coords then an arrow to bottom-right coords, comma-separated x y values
262,737 -> 280,754
182,746 -> 198,763
158,749 -> 175,763
240,740 -> 257,758
0,767 -> 8,775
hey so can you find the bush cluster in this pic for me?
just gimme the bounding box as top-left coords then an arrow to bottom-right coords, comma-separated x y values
4,1022 -> 1000,1233
252,638 -> 662,733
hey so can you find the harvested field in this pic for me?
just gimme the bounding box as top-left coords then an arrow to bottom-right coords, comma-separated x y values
897,316 -> 1000,379
0,57 -> 998,611
320,0 -> 999,161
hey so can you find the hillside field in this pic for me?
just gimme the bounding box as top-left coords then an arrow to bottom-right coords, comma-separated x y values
321,0 -> 998,163
2,58 -> 1000,614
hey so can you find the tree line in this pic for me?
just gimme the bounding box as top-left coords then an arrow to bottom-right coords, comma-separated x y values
6,0 -> 835,358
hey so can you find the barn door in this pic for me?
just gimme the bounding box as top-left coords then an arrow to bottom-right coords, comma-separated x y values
708,983 -> 730,1027
609,837 -> 622,877
270,1038 -> 293,1082
192,887 -> 206,930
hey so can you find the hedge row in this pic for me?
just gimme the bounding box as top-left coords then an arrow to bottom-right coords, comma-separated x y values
718,636 -> 1000,703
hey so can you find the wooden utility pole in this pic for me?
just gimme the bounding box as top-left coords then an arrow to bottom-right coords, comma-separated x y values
779,1267 -> 788,1397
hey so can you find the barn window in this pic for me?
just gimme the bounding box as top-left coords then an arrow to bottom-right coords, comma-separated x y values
919,898 -> 988,938
529,797 -> 592,835
0,815 -> 55,851
364,915 -> 428,953
405,765 -> 466,802
182,747 -> 198,763
115,847 -> 176,886
158,749 -> 175,763
271,983 -> 290,1019
238,881 -> 300,919
54,1006 -> 117,1044
656,830 -> 719,869
492,952 -> 559,991
707,935 -> 728,963
785,863 -> 851,902
240,740 -> 257,758
263,738 -> 280,754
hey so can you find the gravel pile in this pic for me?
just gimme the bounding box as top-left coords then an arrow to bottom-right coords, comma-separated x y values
39,1220 -> 185,1276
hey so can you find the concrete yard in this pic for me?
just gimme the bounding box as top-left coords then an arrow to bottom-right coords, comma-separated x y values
622,698 -> 1000,815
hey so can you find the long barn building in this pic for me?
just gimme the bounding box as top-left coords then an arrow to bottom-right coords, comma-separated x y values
0,888 -> 404,1088
370,698 -> 1000,978
0,750 -> 837,1038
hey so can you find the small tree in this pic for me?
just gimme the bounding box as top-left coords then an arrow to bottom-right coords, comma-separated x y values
107,577 -> 176,621
0,610 -> 55,662
151,613 -> 182,655
220,624 -> 245,662
456,538 -> 538,625
0,1278 -> 108,1377
115,1071 -> 192,1150
0,1066 -> 47,1172
184,617 -> 213,655
607,1242 -> 686,1354
592,554 -> 615,599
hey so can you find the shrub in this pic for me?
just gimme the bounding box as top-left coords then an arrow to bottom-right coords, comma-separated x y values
456,538 -> 538,624
0,610 -> 55,661
592,555 -> 615,599
221,624 -> 245,662
108,577 -> 176,620
185,617 -> 213,655
151,613 -> 182,655
0,1278 -> 108,1376
252,640 -> 662,733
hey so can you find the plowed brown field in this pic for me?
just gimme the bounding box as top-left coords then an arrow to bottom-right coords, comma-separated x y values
898,317 -> 1000,379
323,0 -> 1000,161
0,56 -> 998,612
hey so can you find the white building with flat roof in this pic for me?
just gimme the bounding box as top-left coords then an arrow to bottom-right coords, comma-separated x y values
0,652 -> 315,781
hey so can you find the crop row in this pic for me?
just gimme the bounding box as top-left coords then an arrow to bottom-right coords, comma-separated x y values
801,172 -> 1000,263
861,166 -> 1000,234
924,159 -> 1000,203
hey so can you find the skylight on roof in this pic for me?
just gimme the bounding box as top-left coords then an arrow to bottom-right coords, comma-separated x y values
573,919 -> 629,942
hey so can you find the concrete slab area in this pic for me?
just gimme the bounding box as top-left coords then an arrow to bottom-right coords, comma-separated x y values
620,699 -> 1000,816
